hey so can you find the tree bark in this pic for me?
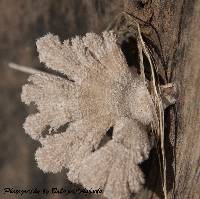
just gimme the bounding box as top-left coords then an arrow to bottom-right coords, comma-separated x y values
124,0 -> 200,198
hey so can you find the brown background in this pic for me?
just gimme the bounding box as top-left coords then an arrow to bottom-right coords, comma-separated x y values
0,1 -> 122,199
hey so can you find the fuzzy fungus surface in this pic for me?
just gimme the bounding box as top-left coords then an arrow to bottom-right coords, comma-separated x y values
21,31 -> 156,199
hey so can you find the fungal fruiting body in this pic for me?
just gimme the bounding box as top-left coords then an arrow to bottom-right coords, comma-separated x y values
21,31 -> 156,199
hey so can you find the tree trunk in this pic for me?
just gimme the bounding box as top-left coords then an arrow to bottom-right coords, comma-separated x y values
0,0 -> 199,199
124,0 -> 200,198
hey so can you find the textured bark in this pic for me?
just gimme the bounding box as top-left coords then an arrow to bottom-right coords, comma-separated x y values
0,0 -> 199,199
124,0 -> 200,199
